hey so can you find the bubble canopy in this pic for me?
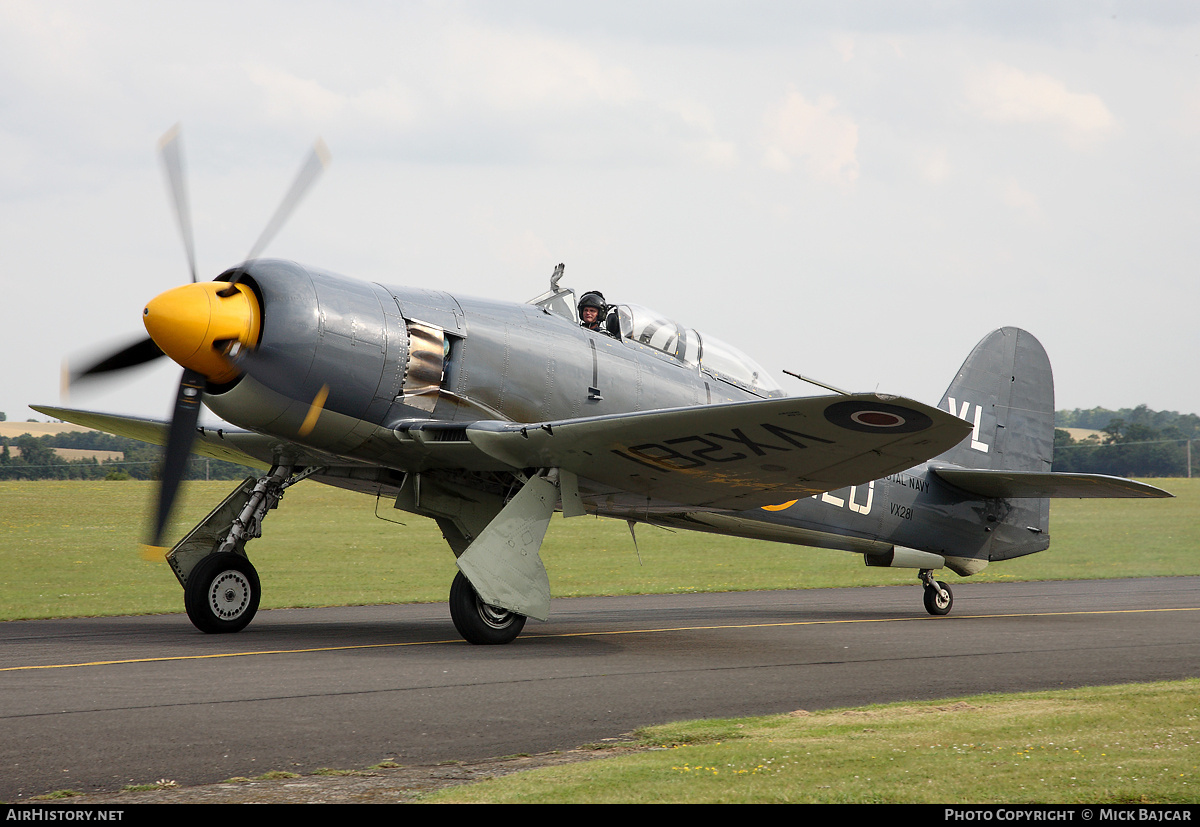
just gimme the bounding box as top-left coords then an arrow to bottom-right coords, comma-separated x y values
530,286 -> 785,398
612,303 -> 786,397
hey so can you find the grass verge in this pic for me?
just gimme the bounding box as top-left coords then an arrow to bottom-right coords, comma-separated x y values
426,680 -> 1199,804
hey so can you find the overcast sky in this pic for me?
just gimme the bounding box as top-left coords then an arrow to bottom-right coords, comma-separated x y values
3,1 -> 1198,429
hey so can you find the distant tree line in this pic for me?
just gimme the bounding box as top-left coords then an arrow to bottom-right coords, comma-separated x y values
0,428 -> 256,481
1054,405 -> 1198,478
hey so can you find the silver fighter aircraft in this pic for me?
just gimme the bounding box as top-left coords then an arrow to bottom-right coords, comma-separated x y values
37,130 -> 1170,645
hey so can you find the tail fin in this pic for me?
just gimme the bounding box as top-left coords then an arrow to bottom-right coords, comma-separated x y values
929,328 -> 1053,561
936,327 -> 1054,472
928,328 -> 1169,564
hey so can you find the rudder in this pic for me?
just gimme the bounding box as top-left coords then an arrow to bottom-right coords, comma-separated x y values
936,327 -> 1055,473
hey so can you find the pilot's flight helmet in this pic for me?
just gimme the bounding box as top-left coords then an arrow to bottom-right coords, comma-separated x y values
578,291 -> 606,313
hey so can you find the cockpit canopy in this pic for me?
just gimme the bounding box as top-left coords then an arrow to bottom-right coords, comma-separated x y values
529,285 -> 785,398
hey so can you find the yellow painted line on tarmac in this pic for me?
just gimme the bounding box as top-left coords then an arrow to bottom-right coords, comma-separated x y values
3,606 -> 1196,673
520,606 -> 1200,641
0,638 -> 466,672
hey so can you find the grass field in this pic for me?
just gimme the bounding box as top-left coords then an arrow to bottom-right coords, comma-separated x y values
1,477 -> 1196,620
4,478 -> 1196,804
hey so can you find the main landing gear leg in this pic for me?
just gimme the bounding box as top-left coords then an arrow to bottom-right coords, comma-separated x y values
178,464 -> 322,634
919,569 -> 953,616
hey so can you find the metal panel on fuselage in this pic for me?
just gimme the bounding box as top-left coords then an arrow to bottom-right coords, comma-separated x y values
736,465 -> 995,561
733,461 -> 1052,564
394,290 -> 762,425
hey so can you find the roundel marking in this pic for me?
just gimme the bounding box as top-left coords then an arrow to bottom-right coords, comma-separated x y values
851,410 -> 905,428
823,400 -> 933,434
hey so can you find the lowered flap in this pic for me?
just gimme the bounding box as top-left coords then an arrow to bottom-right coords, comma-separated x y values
466,394 -> 972,511
931,467 -> 1173,499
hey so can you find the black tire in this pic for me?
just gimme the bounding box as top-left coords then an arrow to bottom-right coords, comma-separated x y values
184,552 -> 260,634
923,580 -> 953,616
449,571 -> 526,645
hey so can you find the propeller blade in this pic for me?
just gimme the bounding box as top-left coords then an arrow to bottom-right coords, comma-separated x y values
70,336 -> 165,383
297,384 -> 330,436
158,124 -> 199,283
244,138 -> 331,263
146,368 -> 205,551
229,345 -> 329,438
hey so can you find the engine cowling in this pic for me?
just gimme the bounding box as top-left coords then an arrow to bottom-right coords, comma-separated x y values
203,260 -> 413,453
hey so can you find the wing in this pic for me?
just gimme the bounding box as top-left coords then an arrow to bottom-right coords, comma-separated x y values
466,394 -> 972,511
36,393 -> 970,512
31,405 -> 278,470
931,467 -> 1173,499
29,405 -> 515,474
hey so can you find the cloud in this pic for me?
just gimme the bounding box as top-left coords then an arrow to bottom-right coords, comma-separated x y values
761,88 -> 859,182
665,99 -> 740,168
244,65 -> 419,133
245,65 -> 345,124
918,146 -> 952,184
1001,177 -> 1042,220
965,63 -> 1115,147
443,23 -> 640,113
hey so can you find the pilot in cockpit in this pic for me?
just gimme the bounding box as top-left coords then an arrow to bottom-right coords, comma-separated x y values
577,290 -> 607,332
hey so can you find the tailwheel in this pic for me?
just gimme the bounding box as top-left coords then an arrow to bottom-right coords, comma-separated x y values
920,570 -> 953,616
449,571 -> 526,645
185,552 -> 261,633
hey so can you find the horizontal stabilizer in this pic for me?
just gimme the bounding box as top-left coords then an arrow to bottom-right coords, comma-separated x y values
931,466 -> 1173,499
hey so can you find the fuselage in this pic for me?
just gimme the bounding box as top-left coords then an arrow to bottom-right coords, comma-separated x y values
196,260 -> 1033,574
203,259 -> 773,464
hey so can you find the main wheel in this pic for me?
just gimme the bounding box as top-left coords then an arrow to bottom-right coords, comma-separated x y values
922,580 -> 953,616
184,552 -> 261,634
449,571 -> 526,645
